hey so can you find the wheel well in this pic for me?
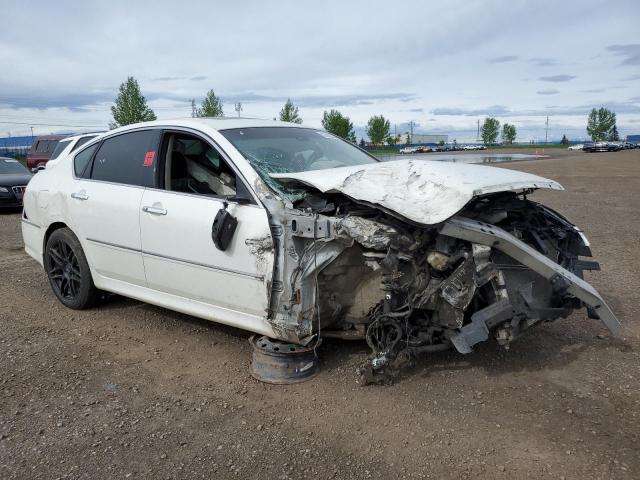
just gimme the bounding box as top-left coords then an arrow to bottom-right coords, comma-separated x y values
43,222 -> 68,260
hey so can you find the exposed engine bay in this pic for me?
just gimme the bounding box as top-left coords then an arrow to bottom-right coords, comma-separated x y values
263,189 -> 621,384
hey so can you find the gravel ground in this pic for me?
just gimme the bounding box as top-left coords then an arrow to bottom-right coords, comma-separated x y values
1,148 -> 638,479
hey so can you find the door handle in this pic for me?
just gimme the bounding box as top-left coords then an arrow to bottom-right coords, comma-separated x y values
142,205 -> 167,216
71,192 -> 89,201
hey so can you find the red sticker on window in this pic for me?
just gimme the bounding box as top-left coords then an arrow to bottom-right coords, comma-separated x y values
143,151 -> 155,167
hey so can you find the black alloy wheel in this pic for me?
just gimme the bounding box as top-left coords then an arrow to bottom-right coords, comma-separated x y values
47,237 -> 81,300
45,228 -> 98,309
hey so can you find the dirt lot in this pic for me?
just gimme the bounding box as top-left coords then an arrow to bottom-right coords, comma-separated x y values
1,149 -> 639,479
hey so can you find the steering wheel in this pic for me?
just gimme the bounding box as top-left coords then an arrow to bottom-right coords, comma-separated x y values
293,149 -> 323,171
254,147 -> 289,167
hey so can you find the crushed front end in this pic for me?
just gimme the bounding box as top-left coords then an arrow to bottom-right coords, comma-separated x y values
265,191 -> 621,384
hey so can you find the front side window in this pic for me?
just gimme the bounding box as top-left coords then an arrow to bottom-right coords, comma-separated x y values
162,132 -> 236,196
90,130 -> 160,187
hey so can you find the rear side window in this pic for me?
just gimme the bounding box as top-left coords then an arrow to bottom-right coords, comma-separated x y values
71,135 -> 97,152
50,140 -> 71,160
90,130 -> 160,187
74,143 -> 99,178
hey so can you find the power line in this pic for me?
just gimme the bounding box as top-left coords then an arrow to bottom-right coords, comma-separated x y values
0,120 -> 107,128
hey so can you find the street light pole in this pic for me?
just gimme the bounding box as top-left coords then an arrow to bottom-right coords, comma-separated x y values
545,116 -> 549,144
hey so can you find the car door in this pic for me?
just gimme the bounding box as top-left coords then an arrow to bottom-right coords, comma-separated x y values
139,130 -> 274,320
67,129 -> 160,286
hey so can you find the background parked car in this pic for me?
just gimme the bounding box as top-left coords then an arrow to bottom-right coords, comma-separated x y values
46,133 -> 102,169
567,144 -> 584,151
399,146 -> 419,154
584,141 -> 621,152
26,135 -> 68,172
0,157 -> 32,208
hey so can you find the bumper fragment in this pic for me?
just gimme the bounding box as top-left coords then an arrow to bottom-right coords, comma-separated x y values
441,217 -> 622,338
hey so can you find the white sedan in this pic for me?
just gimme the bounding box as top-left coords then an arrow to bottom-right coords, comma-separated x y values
21,118 -> 620,380
567,144 -> 584,150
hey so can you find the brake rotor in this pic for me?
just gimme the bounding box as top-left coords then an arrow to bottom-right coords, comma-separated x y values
249,335 -> 320,384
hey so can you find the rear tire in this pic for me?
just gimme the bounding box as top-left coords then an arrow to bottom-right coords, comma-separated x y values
44,227 -> 99,309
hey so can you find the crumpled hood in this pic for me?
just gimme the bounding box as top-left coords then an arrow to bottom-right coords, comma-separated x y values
270,159 -> 563,225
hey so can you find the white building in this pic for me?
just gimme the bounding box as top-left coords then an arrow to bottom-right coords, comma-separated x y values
396,133 -> 448,145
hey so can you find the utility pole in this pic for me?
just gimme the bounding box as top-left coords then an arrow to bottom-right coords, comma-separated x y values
408,120 -> 414,144
545,116 -> 549,144
476,119 -> 480,142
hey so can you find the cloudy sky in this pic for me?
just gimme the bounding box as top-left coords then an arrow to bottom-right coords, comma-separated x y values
1,0 -> 639,141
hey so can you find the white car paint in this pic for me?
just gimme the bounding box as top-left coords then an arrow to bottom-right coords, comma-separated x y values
22,118 -> 281,338
21,118 -> 581,344
567,144 -> 583,150
271,159 -> 563,225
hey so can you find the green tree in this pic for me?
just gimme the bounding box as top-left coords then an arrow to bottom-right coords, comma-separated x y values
386,135 -> 400,146
365,115 -> 390,145
192,90 -> 223,117
609,125 -> 620,141
110,76 -> 156,129
586,107 -> 616,141
321,109 -> 356,142
502,123 -> 517,144
279,98 -> 302,124
560,134 -> 569,145
481,117 -> 500,145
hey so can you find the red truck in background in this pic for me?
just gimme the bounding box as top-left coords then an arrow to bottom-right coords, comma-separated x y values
26,135 -> 68,171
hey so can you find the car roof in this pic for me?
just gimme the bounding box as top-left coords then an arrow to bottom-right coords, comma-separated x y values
33,135 -> 69,140
109,117 -> 313,135
61,132 -> 103,142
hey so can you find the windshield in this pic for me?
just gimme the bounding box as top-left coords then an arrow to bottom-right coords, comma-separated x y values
220,127 -> 378,200
0,158 -> 30,174
220,127 -> 377,173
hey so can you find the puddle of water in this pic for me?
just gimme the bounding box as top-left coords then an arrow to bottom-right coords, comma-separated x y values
377,153 -> 549,164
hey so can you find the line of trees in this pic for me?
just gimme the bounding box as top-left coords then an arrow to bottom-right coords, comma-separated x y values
109,77 -> 623,145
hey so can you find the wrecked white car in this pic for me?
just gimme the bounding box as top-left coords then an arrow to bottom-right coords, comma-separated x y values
21,119 -> 620,383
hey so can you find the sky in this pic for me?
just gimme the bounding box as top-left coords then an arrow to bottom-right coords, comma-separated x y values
0,0 -> 639,142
